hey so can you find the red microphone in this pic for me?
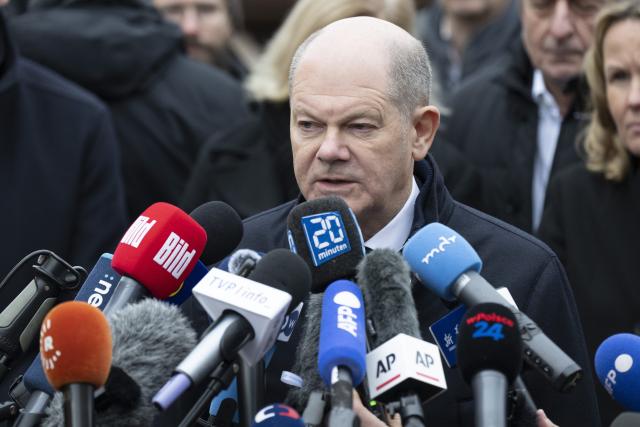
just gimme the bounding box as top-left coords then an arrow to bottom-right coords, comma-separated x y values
40,301 -> 112,427
106,202 -> 206,314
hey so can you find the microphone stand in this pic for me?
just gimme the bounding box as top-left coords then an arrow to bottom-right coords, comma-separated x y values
238,358 -> 264,427
178,361 -> 239,427
302,390 -> 328,427
386,394 -> 426,427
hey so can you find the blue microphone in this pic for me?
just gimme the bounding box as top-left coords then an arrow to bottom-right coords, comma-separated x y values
402,223 -> 582,392
251,403 -> 304,427
595,333 -> 640,411
318,280 -> 366,427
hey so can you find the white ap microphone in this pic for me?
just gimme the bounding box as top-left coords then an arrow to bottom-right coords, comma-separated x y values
366,333 -> 447,402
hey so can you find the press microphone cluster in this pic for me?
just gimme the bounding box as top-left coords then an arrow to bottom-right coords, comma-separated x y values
153,248 -> 311,411
105,201 -> 242,314
357,249 -> 446,427
41,298 -> 198,427
402,222 -> 583,392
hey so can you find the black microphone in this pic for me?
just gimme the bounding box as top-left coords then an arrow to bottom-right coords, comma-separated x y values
457,303 -> 524,427
286,196 -> 365,293
42,299 -> 198,426
403,223 -> 583,392
0,251 -> 85,382
356,249 -> 446,427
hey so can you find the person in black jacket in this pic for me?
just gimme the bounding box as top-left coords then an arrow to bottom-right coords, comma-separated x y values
7,0 -> 249,220
441,0 -> 604,234
539,1 -> 640,424
187,16 -> 599,426
0,8 -> 127,403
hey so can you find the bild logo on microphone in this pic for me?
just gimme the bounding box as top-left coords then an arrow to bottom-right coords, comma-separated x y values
334,291 -> 361,338
120,215 -> 157,248
153,232 -> 196,279
302,212 -> 351,266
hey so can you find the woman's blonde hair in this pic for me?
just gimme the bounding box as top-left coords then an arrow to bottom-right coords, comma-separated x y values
583,0 -> 640,181
245,0 -> 416,102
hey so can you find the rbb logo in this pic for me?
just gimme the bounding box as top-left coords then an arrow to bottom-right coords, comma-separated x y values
120,215 -> 156,248
604,353 -> 634,395
334,291 -> 360,337
153,232 -> 196,279
254,404 -> 301,422
301,212 -> 351,266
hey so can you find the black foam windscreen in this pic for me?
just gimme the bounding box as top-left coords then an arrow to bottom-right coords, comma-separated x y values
286,196 -> 365,293
457,302 -> 523,384
190,201 -> 243,264
356,248 -> 420,347
248,248 -> 311,310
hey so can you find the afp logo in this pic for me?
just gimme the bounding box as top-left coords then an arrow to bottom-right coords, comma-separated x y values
603,353 -> 634,395
301,212 -> 351,267
253,404 -> 302,427
334,291 -> 361,338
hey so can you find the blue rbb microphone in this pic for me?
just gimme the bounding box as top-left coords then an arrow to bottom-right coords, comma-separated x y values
318,280 -> 366,427
595,333 -> 640,411
252,403 -> 304,427
402,223 -> 582,392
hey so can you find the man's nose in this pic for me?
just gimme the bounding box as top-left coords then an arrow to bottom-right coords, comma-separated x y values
180,8 -> 199,36
316,130 -> 350,163
548,0 -> 575,41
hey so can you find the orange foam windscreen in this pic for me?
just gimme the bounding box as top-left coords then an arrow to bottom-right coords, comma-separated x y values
39,301 -> 112,390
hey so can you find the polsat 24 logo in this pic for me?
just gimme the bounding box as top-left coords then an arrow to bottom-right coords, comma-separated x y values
465,310 -> 515,341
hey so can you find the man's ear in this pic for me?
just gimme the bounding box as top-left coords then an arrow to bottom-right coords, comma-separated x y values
411,105 -> 440,161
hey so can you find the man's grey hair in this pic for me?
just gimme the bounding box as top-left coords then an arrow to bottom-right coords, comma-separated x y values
288,29 -> 432,120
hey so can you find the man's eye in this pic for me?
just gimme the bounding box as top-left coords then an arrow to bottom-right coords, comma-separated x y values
298,121 -> 321,132
349,123 -> 376,132
608,70 -> 630,83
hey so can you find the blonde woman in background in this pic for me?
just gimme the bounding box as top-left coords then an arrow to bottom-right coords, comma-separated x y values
180,0 -> 416,218
538,1 -> 640,424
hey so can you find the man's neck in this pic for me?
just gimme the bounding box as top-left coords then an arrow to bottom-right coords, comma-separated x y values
543,75 -> 576,118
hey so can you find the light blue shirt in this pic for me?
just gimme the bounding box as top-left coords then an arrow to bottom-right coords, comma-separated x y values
365,178 -> 420,252
531,69 -> 562,232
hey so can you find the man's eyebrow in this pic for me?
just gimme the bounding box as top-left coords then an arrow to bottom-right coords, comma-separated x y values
341,109 -> 383,123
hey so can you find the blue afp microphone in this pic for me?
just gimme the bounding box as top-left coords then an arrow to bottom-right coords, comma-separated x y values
402,222 -> 582,392
595,333 -> 640,411
318,280 -> 366,427
252,403 -> 304,427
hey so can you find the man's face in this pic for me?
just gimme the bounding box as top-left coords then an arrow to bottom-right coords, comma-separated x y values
521,0 -> 603,85
290,53 -> 424,239
155,0 -> 232,65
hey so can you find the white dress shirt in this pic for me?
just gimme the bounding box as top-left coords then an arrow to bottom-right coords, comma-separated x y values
531,69 -> 562,232
365,178 -> 420,252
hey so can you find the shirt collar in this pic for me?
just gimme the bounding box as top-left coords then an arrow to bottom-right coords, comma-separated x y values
365,178 -> 419,252
532,69 -> 560,111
